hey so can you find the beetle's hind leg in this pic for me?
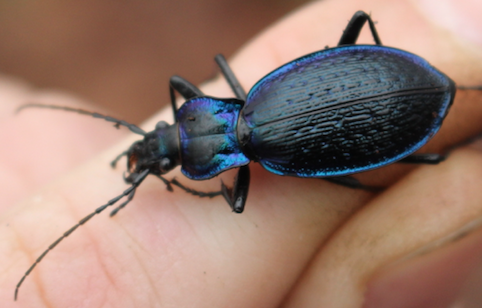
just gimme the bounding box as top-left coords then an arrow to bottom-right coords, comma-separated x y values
324,176 -> 382,191
399,153 -> 445,165
338,11 -> 382,46
324,154 -> 445,191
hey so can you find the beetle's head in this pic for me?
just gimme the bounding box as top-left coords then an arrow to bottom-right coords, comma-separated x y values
125,121 -> 180,182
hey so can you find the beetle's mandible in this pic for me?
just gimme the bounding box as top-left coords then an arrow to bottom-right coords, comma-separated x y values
14,10 -> 482,300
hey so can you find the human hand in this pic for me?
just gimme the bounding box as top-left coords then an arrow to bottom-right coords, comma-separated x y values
1,1 -> 482,307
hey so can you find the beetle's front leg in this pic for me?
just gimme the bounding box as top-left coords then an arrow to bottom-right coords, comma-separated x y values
169,75 -> 204,123
110,150 -> 128,168
221,165 -> 250,213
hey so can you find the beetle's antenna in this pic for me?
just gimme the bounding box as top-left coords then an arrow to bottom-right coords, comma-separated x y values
16,103 -> 146,136
457,85 -> 482,90
14,169 -> 150,301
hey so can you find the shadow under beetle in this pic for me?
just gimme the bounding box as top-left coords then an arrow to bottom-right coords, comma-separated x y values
14,10 -> 482,300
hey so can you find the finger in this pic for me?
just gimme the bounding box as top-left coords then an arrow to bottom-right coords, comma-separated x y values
1,1 -> 481,308
281,144 -> 482,307
363,222 -> 482,308
277,2 -> 482,306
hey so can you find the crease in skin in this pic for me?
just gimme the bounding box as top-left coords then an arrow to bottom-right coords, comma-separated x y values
48,189 -> 120,303
66,182 -> 175,304
10,218 -> 43,302
121,235 -> 162,305
111,204 -> 169,304
394,213 -> 482,264
11,197 -> 64,306
105,189 -> 219,302
80,219 -> 120,303
13,181 -> 127,302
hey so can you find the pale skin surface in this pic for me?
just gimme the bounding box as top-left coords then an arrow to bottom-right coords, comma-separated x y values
1,0 -> 482,307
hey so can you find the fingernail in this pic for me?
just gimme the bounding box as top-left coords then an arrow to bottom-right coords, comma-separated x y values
413,0 -> 482,47
362,221 -> 482,308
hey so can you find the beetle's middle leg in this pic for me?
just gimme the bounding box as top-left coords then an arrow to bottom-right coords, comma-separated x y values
169,167 -> 249,214
170,178 -> 223,199
214,54 -> 247,101
213,54 -> 252,213
220,165 -> 250,213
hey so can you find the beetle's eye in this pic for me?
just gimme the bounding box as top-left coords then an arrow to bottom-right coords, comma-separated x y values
159,157 -> 171,171
156,121 -> 169,130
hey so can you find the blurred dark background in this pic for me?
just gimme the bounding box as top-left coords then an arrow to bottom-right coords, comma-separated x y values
0,0 -> 308,123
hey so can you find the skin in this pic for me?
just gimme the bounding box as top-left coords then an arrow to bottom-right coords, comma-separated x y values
1,0 -> 482,307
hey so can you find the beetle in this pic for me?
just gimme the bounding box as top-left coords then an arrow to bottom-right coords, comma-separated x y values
14,10 -> 479,299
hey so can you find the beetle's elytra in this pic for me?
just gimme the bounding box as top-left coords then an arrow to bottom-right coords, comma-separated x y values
15,10 -> 474,300
244,45 -> 454,177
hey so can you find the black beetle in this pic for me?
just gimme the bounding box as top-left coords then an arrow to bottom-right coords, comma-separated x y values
14,10 -> 480,300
